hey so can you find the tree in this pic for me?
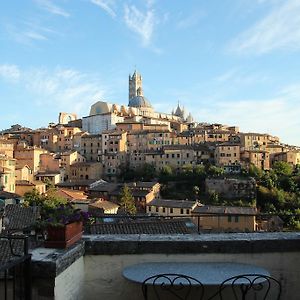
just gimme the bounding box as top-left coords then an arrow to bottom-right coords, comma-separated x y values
193,185 -> 200,200
248,164 -> 263,180
273,161 -> 293,177
24,189 -> 44,206
119,184 -> 136,215
208,191 -> 220,205
207,165 -> 224,177
194,165 -> 206,177
137,163 -> 157,181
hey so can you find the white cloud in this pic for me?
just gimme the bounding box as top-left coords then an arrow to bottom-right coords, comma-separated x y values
5,22 -> 57,45
177,12 -> 205,29
215,68 -> 270,85
35,0 -> 70,18
124,4 -> 155,46
0,64 -> 21,82
24,31 -> 48,41
192,86 -> 300,146
91,0 -> 116,18
229,0 -> 300,54
1,65 -> 108,117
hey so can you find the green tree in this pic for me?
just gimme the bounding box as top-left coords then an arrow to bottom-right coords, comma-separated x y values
208,191 -> 220,205
24,189 -> 44,206
273,161 -> 293,177
119,184 -> 136,215
249,164 -> 263,180
159,165 -> 174,182
194,165 -> 206,177
207,165 -> 224,177
137,163 -> 157,181
193,185 -> 200,200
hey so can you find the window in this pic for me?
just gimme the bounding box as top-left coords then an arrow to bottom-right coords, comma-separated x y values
149,207 -> 151,212
162,207 -> 166,213
180,209 -> 184,214
177,153 -> 180,158
170,208 -> 173,213
228,216 -> 232,222
235,216 -> 239,223
186,209 -> 190,214
156,207 -> 159,212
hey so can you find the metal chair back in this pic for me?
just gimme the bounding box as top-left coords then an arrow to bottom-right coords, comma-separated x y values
216,273 -> 281,300
142,273 -> 205,300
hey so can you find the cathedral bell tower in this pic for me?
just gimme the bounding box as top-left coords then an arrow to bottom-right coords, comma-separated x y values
129,70 -> 143,101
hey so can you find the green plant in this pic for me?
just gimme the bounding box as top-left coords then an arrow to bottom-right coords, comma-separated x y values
38,203 -> 90,228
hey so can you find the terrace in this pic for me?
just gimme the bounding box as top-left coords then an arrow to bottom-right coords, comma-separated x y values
1,212 -> 300,299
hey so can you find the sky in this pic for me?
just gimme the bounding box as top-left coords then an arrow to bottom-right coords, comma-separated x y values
0,0 -> 300,146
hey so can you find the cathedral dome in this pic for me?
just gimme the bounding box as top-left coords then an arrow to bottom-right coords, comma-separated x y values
128,95 -> 152,108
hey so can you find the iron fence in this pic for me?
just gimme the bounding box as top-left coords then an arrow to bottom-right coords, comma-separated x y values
0,235 -> 32,300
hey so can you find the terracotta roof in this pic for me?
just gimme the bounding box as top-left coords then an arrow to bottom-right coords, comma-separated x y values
89,200 -> 119,210
192,205 -> 257,216
88,218 -> 197,234
56,188 -> 88,201
147,199 -> 197,209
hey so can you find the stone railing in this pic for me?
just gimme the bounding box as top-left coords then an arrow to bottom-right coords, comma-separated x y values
30,232 -> 300,300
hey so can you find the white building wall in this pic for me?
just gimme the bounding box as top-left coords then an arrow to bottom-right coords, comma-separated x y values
82,114 -> 124,134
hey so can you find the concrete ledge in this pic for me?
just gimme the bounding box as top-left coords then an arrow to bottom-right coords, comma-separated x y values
83,232 -> 300,255
31,241 -> 85,278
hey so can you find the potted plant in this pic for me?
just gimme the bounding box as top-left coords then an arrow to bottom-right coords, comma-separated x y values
39,203 -> 90,249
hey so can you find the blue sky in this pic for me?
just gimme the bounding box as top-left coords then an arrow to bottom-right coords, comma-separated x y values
1,0 -> 300,146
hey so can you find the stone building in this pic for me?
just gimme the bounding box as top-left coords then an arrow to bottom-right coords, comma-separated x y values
241,149 -> 270,170
0,155 -> 16,193
214,142 -> 240,167
272,150 -> 300,167
205,178 -> 256,200
14,144 -> 47,173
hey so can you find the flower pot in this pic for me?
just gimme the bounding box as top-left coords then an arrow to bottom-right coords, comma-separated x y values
44,221 -> 83,249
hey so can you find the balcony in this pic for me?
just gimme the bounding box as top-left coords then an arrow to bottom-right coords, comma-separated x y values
24,231 -> 300,299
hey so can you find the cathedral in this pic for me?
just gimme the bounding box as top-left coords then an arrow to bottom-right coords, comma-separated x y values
82,70 -> 193,134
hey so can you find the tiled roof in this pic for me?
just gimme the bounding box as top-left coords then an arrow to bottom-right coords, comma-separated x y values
88,218 -> 198,234
0,191 -> 21,199
147,199 -> 197,209
110,188 -> 150,197
192,205 -> 257,215
163,145 -> 194,151
89,200 -> 119,210
89,182 -> 118,192
56,188 -> 88,201
126,181 -> 159,188
3,204 -> 40,232
0,237 -> 27,268
57,179 -> 97,187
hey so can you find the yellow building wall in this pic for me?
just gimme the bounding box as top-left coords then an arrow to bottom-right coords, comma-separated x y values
192,215 -> 256,232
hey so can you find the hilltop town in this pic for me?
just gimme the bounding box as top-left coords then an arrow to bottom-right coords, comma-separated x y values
1,70 -> 300,232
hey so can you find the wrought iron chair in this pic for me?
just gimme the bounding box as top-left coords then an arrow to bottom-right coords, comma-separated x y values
215,273 -> 281,300
142,273 -> 205,300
